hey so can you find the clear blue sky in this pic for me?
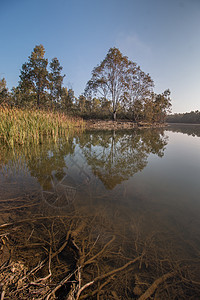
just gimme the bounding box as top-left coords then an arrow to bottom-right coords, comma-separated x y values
1,0 -> 200,113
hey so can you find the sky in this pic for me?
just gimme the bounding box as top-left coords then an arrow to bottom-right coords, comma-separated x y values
0,0 -> 200,113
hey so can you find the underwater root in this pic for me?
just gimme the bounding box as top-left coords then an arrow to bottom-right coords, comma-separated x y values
1,208 -> 200,299
0,230 -> 141,300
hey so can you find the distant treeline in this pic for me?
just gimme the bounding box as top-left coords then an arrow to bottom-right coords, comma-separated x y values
0,44 -> 172,123
167,111 -> 200,124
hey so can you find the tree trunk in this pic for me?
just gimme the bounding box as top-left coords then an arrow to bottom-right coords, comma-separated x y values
113,110 -> 117,121
37,93 -> 40,107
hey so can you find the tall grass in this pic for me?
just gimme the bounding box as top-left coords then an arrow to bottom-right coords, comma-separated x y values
0,106 -> 84,147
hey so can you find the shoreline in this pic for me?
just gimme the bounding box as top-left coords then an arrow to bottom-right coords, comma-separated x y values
85,119 -> 166,130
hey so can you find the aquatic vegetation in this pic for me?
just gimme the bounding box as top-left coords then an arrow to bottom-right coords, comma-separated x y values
0,106 -> 84,147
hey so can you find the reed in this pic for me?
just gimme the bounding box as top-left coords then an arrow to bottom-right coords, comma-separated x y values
0,106 -> 84,147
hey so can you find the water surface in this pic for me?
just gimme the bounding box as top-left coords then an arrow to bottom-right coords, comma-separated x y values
0,125 -> 200,298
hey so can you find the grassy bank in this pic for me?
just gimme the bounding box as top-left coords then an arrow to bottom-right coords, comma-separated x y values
0,106 -> 84,147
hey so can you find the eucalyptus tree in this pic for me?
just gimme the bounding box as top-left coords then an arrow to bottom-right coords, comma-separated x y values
85,48 -> 129,121
19,44 -> 49,107
61,88 -> 76,113
0,78 -> 9,104
49,57 -> 65,107
85,47 -> 154,121
76,95 -> 86,115
134,89 -> 172,123
152,89 -> 172,123
128,65 -> 154,117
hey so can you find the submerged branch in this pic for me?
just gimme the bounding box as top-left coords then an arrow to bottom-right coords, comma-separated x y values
76,256 -> 141,299
138,272 -> 175,300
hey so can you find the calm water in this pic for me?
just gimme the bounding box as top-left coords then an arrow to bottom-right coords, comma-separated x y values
0,124 -> 200,298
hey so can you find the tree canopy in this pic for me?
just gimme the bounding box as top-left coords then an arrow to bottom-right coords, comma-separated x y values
1,45 -> 172,123
19,45 -> 49,107
49,57 -> 65,107
15,45 -> 72,111
85,47 -> 155,121
0,78 -> 10,104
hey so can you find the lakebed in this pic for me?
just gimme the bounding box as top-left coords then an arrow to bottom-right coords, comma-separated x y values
0,124 -> 200,299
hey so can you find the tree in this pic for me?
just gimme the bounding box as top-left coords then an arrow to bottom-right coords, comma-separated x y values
61,88 -> 75,113
167,110 -> 200,124
152,89 -> 172,123
0,78 -> 9,104
77,95 -> 87,115
18,45 -> 49,107
85,48 -> 129,121
11,86 -> 23,107
128,65 -> 154,119
49,57 -> 65,107
131,89 -> 171,124
85,47 -> 154,121
100,97 -> 112,118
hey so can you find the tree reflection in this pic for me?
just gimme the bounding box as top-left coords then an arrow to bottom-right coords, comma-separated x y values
0,136 -> 76,191
26,139 -> 75,190
76,129 -> 168,189
0,129 -> 168,192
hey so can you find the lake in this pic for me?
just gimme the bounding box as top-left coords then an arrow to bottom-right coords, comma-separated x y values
0,124 -> 200,299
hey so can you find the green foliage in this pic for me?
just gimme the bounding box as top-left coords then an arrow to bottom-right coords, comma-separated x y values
132,89 -> 172,124
61,88 -> 76,113
4,44 -> 173,123
167,110 -> 200,124
18,45 -> 49,107
49,57 -> 65,106
85,47 -> 154,121
0,78 -> 11,105
16,45 -> 75,111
